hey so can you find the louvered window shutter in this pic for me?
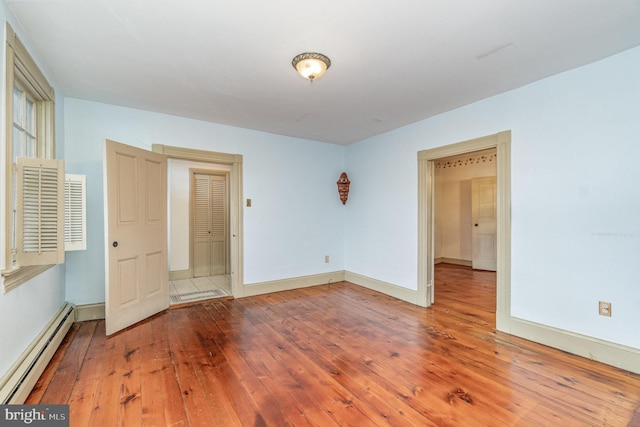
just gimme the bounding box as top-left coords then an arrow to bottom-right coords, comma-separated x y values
64,174 -> 87,251
16,157 -> 65,266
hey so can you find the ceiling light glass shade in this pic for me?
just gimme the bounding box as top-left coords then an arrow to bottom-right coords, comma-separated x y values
292,52 -> 331,80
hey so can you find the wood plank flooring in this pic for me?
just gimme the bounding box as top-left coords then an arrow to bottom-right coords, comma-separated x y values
27,264 -> 640,426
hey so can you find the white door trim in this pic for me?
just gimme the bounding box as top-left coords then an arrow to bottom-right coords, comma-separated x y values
153,144 -> 244,298
417,131 -> 512,332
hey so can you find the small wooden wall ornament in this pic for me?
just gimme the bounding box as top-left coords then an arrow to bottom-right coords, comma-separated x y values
337,172 -> 350,205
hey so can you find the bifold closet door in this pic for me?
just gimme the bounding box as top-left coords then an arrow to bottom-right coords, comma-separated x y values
193,173 -> 227,277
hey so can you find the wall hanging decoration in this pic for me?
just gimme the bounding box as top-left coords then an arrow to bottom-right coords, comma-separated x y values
337,172 -> 350,205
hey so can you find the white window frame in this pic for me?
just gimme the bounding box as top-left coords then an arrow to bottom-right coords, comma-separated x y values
2,24 -> 58,292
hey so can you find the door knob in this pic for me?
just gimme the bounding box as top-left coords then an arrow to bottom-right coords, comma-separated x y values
113,241 -> 118,247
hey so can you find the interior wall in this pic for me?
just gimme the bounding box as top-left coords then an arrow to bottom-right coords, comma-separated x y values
0,8 -> 67,379
63,98 -> 346,305
168,158 -> 231,273
434,150 -> 496,262
345,46 -> 640,350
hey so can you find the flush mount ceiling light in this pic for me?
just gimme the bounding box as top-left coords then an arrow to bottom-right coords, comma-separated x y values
292,52 -> 331,81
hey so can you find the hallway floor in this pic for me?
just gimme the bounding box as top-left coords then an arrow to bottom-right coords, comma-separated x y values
169,274 -> 231,305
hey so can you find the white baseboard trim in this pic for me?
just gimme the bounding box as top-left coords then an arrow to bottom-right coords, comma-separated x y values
435,257 -> 472,267
342,274 -> 640,374
510,317 -> 640,374
242,271 -> 346,297
75,303 -> 106,322
344,271 -> 419,305
169,269 -> 191,281
0,302 -> 75,404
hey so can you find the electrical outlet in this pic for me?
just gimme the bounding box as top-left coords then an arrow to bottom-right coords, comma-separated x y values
599,301 -> 612,317
246,198 -> 252,207
324,255 -> 330,263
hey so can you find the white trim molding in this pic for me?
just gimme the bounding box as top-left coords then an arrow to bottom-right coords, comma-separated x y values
75,303 -> 106,322
510,317 -> 640,374
345,271 -> 419,305
243,271 -> 346,297
434,258 -> 472,267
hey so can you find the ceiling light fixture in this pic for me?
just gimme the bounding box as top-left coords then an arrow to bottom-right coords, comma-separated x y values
292,52 -> 331,81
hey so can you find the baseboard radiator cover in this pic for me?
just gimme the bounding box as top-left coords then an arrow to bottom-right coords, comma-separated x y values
0,302 -> 75,404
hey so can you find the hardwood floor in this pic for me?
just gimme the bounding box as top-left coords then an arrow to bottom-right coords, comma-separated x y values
27,264 -> 640,426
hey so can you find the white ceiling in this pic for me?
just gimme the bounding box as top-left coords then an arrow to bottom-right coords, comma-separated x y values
6,0 -> 640,145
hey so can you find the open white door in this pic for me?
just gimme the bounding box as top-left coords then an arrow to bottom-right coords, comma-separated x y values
472,176 -> 497,271
104,139 -> 169,335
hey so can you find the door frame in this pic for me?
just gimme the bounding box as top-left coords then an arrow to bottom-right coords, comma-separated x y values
417,130 -> 511,332
190,169 -> 231,277
153,144 -> 244,298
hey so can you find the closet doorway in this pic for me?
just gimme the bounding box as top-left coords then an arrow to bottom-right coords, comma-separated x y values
166,157 -> 233,305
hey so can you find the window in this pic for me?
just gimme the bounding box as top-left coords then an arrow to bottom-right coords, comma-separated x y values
2,24 -> 59,292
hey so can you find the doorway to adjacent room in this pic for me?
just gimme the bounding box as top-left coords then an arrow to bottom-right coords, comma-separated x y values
417,130 -> 511,332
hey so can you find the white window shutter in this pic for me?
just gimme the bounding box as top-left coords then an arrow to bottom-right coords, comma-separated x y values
64,174 -> 87,251
16,157 -> 65,266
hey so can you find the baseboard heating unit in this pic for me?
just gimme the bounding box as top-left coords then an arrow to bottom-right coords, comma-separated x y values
0,302 -> 75,404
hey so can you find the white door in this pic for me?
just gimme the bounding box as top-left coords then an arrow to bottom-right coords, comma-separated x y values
193,173 -> 228,277
104,140 -> 169,335
472,176 -> 497,271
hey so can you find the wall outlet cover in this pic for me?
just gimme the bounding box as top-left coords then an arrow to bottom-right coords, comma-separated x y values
599,301 -> 612,317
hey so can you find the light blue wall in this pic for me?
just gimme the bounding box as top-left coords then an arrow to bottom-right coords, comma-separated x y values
63,99 -> 346,304
345,46 -> 640,349
0,6 -> 66,378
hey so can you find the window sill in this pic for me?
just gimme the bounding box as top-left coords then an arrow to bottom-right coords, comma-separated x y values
1,265 -> 54,293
